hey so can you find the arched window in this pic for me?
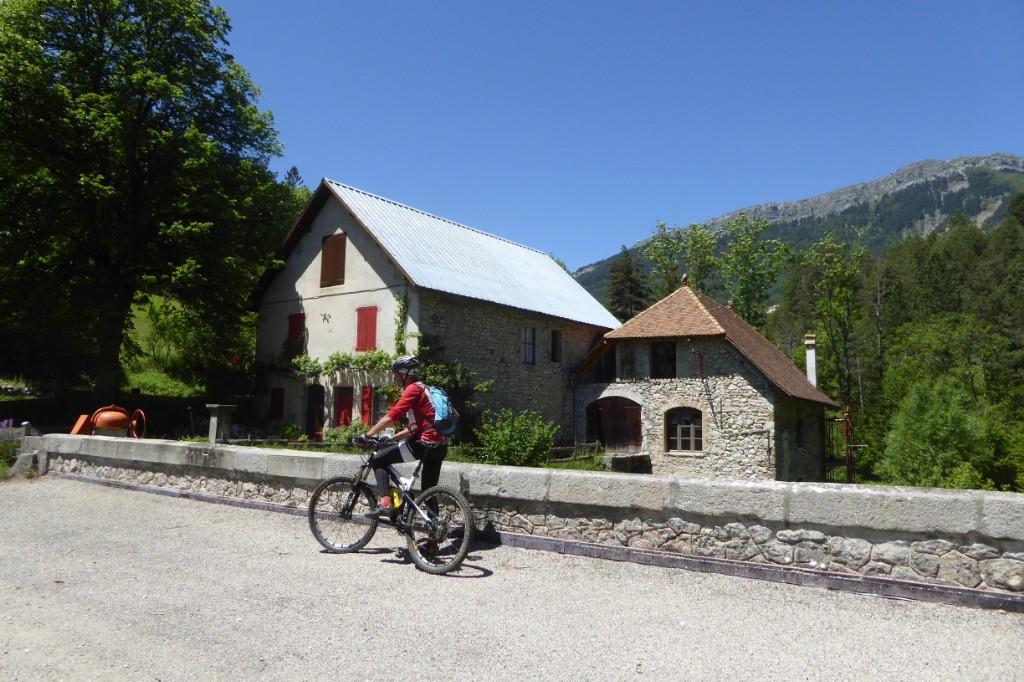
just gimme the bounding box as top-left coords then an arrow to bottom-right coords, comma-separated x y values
665,407 -> 702,453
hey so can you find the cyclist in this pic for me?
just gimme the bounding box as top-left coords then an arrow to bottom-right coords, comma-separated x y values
356,356 -> 447,518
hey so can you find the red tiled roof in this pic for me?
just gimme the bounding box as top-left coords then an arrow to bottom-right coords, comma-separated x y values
606,286 -> 837,407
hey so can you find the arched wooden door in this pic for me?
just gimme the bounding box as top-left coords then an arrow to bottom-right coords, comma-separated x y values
586,397 -> 642,454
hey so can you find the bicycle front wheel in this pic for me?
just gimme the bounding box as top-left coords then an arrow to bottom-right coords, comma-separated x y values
308,476 -> 378,553
406,485 -> 475,574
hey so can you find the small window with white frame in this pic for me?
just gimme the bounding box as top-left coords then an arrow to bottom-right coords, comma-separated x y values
666,407 -> 702,454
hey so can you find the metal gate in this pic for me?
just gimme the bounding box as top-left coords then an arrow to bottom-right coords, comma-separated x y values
823,407 -> 857,483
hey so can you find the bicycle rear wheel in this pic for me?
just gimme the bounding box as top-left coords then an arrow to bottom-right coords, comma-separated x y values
406,485 -> 475,574
308,476 -> 378,553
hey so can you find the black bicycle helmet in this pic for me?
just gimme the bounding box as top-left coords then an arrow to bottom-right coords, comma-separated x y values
391,355 -> 420,374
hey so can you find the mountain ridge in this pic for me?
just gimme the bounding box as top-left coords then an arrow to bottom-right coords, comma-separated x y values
573,153 -> 1024,295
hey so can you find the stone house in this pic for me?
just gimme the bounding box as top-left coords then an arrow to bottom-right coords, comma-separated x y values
254,179 -> 619,437
574,285 -> 838,481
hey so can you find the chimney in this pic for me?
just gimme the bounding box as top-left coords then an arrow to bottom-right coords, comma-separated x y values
804,334 -> 817,388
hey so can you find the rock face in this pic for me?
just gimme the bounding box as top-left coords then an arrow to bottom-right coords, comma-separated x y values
574,153 -> 1024,293
702,153 -> 1024,233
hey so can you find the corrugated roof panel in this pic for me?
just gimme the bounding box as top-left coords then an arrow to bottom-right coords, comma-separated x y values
325,180 -> 620,329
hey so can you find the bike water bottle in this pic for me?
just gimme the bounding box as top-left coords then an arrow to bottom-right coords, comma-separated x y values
389,486 -> 402,509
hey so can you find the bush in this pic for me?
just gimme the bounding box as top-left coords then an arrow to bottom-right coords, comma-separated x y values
475,409 -> 559,468
323,422 -> 367,444
275,423 -> 303,440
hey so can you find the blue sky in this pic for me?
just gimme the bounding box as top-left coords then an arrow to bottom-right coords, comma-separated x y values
217,0 -> 1023,270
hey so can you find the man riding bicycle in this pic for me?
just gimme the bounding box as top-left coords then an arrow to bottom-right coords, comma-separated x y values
356,356 -> 447,519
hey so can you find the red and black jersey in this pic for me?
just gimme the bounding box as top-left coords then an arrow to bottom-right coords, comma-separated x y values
386,382 -> 444,443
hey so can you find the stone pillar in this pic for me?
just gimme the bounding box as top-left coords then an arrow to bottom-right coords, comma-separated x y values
205,404 -> 237,444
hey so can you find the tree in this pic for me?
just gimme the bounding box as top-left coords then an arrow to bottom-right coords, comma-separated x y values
605,246 -> 650,322
0,0 -> 291,398
795,231 -> 866,406
643,221 -> 684,299
679,222 -> 720,295
878,374 -> 999,490
718,214 -> 788,329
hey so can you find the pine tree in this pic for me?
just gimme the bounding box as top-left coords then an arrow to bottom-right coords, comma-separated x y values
605,246 -> 651,322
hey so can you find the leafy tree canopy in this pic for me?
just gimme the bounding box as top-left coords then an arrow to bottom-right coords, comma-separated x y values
0,0 -> 296,398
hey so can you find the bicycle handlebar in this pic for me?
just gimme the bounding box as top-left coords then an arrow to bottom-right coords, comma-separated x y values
353,435 -> 392,451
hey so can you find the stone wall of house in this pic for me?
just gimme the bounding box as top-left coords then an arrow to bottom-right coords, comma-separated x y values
576,339 -> 778,480
774,399 -> 826,482
419,291 -> 606,439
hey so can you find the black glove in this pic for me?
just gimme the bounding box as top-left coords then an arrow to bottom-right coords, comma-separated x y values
354,434 -> 368,446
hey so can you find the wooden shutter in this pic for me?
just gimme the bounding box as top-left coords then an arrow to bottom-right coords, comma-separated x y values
361,387 -> 373,425
320,234 -> 346,287
288,313 -> 305,343
334,387 -> 353,426
356,307 -> 377,351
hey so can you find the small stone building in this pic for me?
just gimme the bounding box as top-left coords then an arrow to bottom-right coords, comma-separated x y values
254,179 -> 619,437
575,285 -> 837,481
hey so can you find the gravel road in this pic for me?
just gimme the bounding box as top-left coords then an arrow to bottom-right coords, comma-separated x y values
2,477 -> 1022,681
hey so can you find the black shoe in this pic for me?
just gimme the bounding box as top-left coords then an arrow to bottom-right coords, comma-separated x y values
366,504 -> 393,520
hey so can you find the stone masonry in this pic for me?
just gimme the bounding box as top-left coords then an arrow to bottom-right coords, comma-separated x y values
420,290 -> 606,439
37,433 -> 1024,596
577,339 -> 821,481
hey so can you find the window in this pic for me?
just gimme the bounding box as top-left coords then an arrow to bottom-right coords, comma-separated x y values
522,326 -> 537,364
356,306 -> 377,351
651,341 -> 676,379
550,330 -> 563,363
666,407 -> 702,452
286,313 -> 306,356
618,345 -> 636,380
320,234 -> 346,287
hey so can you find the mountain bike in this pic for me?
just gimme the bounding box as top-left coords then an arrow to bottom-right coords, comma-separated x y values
307,436 -> 474,574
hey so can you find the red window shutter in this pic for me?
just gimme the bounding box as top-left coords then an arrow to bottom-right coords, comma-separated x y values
269,388 -> 285,419
356,307 -> 377,351
334,387 -> 353,427
320,234 -> 346,287
361,387 -> 373,425
288,313 -> 305,343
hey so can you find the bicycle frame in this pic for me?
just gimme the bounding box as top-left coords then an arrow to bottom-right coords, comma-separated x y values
353,450 -> 434,530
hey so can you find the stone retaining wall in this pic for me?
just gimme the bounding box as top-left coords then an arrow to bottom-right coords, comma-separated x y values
23,434 -> 1024,595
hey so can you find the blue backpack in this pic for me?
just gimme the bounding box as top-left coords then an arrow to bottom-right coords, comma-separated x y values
419,383 -> 459,436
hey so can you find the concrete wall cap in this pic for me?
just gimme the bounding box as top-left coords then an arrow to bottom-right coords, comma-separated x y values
667,477 -> 788,521
787,483 -> 977,534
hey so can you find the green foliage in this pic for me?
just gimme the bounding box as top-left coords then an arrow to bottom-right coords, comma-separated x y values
322,349 -> 395,375
475,409 -> 559,467
291,353 -> 323,377
679,223 -> 720,295
643,221 -> 685,299
719,214 -> 788,330
549,253 -> 571,273
393,293 -> 410,355
0,0 -> 296,398
785,231 -> 866,404
0,439 -> 18,474
605,246 -> 650,322
323,422 -> 367,445
275,423 -> 303,440
414,336 -> 492,413
877,375 -> 1000,490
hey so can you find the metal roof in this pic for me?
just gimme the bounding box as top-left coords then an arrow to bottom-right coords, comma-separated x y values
323,179 -> 620,329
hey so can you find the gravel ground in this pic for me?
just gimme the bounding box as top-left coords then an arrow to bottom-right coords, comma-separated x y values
2,476 -> 1022,681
